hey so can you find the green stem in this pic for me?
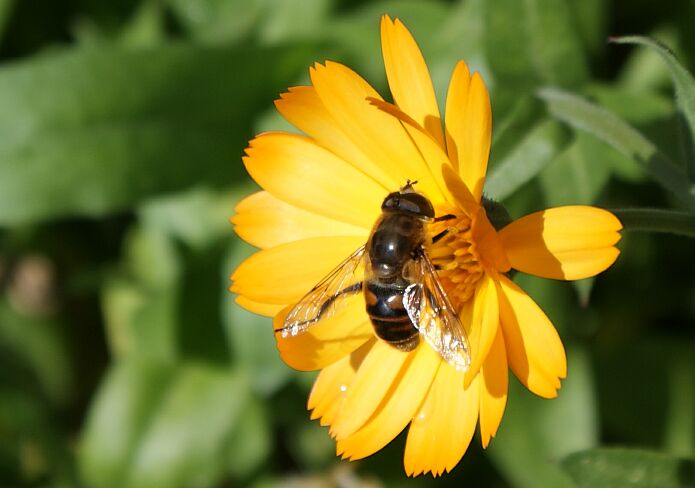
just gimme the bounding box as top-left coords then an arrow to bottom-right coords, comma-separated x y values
611,208 -> 695,237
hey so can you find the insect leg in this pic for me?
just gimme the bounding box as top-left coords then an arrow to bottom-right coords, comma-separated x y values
433,214 -> 456,222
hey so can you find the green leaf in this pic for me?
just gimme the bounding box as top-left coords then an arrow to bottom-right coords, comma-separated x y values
168,0 -> 334,45
224,236 -> 291,396
488,346 -> 597,488
0,301 -> 73,407
224,396 -> 271,479
538,88 -> 695,212
79,358 -> 251,488
484,0 -> 589,89
324,0 -> 449,88
539,133 -> 614,206
611,36 -> 695,181
102,226 -> 180,359
612,208 -> 695,238
485,119 -> 571,200
0,42 -> 316,225
561,448 -> 695,488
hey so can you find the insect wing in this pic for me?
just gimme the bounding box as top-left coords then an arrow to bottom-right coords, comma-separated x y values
403,253 -> 471,372
278,245 -> 366,338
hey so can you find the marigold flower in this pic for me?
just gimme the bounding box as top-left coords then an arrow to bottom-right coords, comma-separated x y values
230,16 -> 621,476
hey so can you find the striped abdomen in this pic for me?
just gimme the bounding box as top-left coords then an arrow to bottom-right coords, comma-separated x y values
364,280 -> 419,351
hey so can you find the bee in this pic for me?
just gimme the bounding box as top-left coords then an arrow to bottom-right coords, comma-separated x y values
276,181 -> 471,372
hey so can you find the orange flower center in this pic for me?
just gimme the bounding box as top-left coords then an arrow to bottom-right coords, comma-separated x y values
427,213 -> 484,307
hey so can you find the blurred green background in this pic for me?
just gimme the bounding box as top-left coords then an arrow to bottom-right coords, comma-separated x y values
0,0 -> 694,486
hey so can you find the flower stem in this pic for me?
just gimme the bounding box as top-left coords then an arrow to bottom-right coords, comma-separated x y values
611,208 -> 695,237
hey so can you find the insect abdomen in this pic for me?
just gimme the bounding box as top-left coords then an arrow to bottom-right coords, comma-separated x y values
364,281 -> 419,351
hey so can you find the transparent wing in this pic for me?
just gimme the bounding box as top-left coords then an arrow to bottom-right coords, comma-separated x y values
403,252 -> 471,371
277,245 -> 367,338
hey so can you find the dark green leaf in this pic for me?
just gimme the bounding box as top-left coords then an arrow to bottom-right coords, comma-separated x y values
611,36 -> 695,181
484,0 -> 589,89
562,448 -> 695,488
488,347 -> 597,488
538,88 -> 695,212
102,226 -> 180,359
485,119 -> 571,200
0,42 -> 316,225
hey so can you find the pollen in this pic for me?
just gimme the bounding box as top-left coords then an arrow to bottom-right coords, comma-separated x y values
428,213 -> 484,306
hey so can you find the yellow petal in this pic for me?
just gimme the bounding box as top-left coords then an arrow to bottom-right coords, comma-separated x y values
336,343 -> 441,460
274,298 -> 373,371
496,275 -> 566,398
309,61 -> 443,201
441,164 -> 480,217
230,236 -> 365,304
308,341 -> 373,425
444,62 -> 492,201
463,274 -> 499,387
479,327 -> 508,448
330,340 -> 410,439
234,296 -> 284,317
275,86 -> 401,189
380,15 -> 444,147
233,191 -> 368,249
366,98 -> 452,206
498,206 -> 622,280
472,207 -> 511,272
243,132 -> 385,228
404,364 -> 480,476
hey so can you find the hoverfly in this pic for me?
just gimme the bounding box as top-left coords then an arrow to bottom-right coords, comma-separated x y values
276,181 -> 471,372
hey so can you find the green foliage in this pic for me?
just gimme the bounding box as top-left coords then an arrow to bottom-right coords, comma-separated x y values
0,0 -> 693,487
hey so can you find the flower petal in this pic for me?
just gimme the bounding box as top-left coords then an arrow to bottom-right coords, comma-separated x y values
463,274 -> 499,387
234,296 -> 284,317
404,364 -> 479,476
444,62 -> 492,201
230,236 -> 365,304
496,275 -> 566,398
308,341 -> 373,425
479,327 -> 508,448
498,206 -> 622,280
243,132 -> 385,228
275,86 -> 401,189
380,15 -> 444,147
336,343 -> 441,460
366,98 -> 453,206
233,191 -> 368,249
329,340 -> 410,439
309,61 -> 443,201
273,298 -> 373,371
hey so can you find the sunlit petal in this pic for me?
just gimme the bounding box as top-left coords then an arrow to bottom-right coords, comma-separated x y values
275,86 -> 400,188
496,275 -> 567,398
479,327 -> 508,448
330,340 -> 410,439
404,365 -> 479,476
243,132 -> 384,228
309,341 -> 373,425
336,343 -> 440,460
274,299 -> 373,371
463,274 -> 499,387
498,205 -> 622,280
309,61 -> 442,200
230,236 -> 364,304
233,191 -> 368,249
445,62 -> 492,201
380,15 -> 444,146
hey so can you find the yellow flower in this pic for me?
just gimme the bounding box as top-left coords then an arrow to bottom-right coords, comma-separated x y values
231,16 -> 621,476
